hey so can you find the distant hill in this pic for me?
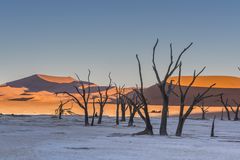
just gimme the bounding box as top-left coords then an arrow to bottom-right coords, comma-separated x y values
144,76 -> 240,106
168,76 -> 240,88
0,74 -> 129,103
2,74 -> 240,106
5,74 -> 105,93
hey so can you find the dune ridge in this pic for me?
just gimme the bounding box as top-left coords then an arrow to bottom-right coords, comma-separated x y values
168,76 -> 240,88
37,74 -> 75,84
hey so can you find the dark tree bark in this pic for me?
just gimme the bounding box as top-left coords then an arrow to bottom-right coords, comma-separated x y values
221,108 -> 224,120
211,116 -> 216,137
220,95 -> 231,120
175,63 -> 220,137
97,73 -> 112,124
116,96 -> 120,125
152,39 -> 193,136
230,99 -> 240,121
128,109 -> 137,126
123,93 -> 140,127
127,93 -> 138,126
120,96 -> 128,122
115,85 -> 125,126
91,97 -> 96,126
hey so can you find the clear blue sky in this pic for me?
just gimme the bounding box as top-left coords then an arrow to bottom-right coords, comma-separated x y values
0,0 -> 240,87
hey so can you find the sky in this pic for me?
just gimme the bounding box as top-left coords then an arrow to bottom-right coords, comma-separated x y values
0,0 -> 240,87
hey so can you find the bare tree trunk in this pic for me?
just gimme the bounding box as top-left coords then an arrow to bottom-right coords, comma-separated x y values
201,108 -> 206,120
234,106 -> 239,121
143,106 -> 153,135
84,108 -> 89,126
120,97 -> 126,121
59,111 -> 63,119
98,106 -> 104,124
220,95 -> 231,120
116,98 -> 120,125
160,99 -> 168,135
91,99 -> 96,126
134,109 -> 153,135
221,108 -> 224,120
225,107 -> 231,120
176,118 -> 185,137
121,110 -> 126,121
128,109 -> 137,127
211,116 -> 216,137
145,121 -> 153,135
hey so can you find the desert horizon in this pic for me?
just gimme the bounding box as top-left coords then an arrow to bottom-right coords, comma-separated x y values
1,1 -> 240,160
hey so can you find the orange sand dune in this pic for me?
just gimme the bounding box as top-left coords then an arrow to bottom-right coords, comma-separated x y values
168,76 -> 240,88
0,86 -> 26,98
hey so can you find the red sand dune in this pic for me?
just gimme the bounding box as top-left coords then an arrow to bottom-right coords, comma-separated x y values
0,74 -> 131,104
5,74 -> 99,93
1,75 -> 240,108
168,76 -> 240,88
145,76 -> 240,106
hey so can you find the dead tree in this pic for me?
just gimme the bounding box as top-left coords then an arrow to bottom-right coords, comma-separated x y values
197,101 -> 209,120
152,39 -> 193,135
116,97 -> 120,125
55,100 -> 72,119
221,108 -> 224,120
175,63 -> 219,136
131,54 -> 153,135
91,97 -> 96,126
120,95 -> 128,121
220,95 -> 231,120
56,70 -> 91,126
125,93 -> 139,127
122,92 -> 141,127
115,85 -> 125,126
230,99 -> 240,121
97,73 -> 112,124
211,115 -> 216,137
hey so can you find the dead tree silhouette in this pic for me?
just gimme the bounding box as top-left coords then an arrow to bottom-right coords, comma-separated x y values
131,54 -> 153,135
198,101 -> 209,120
211,115 -> 216,137
97,73 -> 112,124
220,95 -> 231,120
175,63 -> 219,136
120,95 -> 128,122
55,99 -> 72,119
221,108 -> 224,120
229,99 -> 240,121
123,92 -> 139,127
56,70 -> 91,126
115,84 -> 125,126
152,39 -> 193,136
91,96 -> 96,126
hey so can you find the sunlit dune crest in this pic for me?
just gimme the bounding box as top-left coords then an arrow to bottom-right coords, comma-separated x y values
168,76 -> 240,88
5,74 -> 94,93
37,74 -> 75,84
